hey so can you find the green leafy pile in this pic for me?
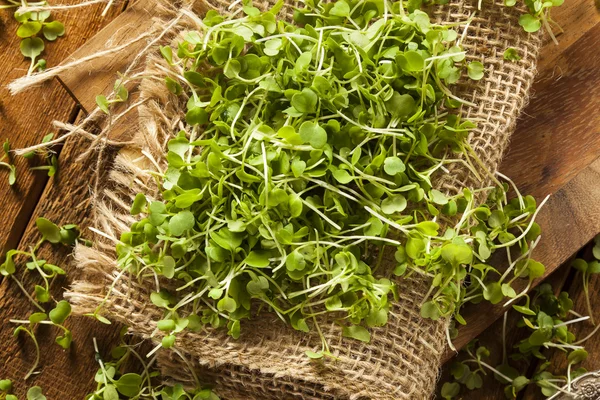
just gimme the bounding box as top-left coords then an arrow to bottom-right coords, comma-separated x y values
92,0 -> 546,357
0,1 -> 65,75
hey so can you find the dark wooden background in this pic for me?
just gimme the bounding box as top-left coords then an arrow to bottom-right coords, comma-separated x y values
0,0 -> 598,398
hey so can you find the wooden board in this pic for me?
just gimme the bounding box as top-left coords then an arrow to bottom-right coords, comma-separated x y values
0,0 -> 599,398
0,0 -> 126,258
0,2 -> 132,398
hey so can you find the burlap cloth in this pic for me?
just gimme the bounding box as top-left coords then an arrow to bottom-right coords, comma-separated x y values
66,0 -> 541,398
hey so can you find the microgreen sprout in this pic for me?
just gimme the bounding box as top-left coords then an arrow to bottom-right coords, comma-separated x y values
0,139 -> 17,185
27,133 -> 59,177
1,0 -> 66,75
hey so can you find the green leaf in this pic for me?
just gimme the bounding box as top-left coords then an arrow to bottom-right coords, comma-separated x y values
157,319 -> 176,332
467,61 -> 485,80
571,258 -> 588,273
298,121 -> 327,149
186,107 -> 209,125
329,0 -> 350,17
29,312 -> 47,324
115,373 -> 142,397
160,45 -> 173,64
42,21 -> 65,41
150,291 -> 171,308
383,156 -> 405,175
35,285 -> 50,303
519,14 -> 542,32
385,93 -> 416,118
49,300 -> 71,324
26,386 -> 46,400
161,255 -> 175,279
567,349 -> 588,364
169,210 -> 195,236
305,350 -> 324,359
291,88 -> 318,114
441,243 -> 473,266
20,37 -> 44,59
342,325 -> 371,343
503,47 -> 521,61
381,194 -> 407,214
331,167 -> 353,184
130,193 -> 147,215
36,217 -> 61,243
17,21 -> 42,38
217,296 -> 237,313
440,382 -> 460,399
96,95 -> 110,114
398,50 -> 424,72
245,251 -> 270,268
430,189 -> 448,205
420,301 -> 441,320
0,379 -> 13,392
103,384 -> 119,400
55,330 -> 72,349
483,282 -> 503,304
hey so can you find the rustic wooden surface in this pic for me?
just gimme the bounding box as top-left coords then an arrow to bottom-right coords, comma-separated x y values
0,0 -> 599,399
0,2 -> 129,398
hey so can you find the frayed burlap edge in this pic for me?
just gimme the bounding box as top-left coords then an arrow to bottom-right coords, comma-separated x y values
60,0 -> 542,399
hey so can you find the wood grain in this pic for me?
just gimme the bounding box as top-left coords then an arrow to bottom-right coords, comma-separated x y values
0,3 -> 129,398
0,0 -> 125,260
501,18 -> 600,199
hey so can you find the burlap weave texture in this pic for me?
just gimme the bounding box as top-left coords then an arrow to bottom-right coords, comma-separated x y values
67,0 -> 541,398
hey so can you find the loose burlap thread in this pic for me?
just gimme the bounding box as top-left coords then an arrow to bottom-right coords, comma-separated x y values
65,0 -> 541,398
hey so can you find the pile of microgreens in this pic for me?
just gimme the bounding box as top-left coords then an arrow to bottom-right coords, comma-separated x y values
85,0 -> 549,359
0,0 -> 65,75
442,244 -> 600,400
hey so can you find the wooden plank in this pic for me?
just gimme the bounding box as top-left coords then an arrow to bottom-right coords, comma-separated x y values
58,0 -> 160,112
0,136 -> 126,398
501,19 -> 600,200
444,156 -> 600,363
0,0 -> 126,262
0,1 -> 168,398
0,3 -> 133,398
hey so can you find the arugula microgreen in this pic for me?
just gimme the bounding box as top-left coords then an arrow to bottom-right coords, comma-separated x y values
87,0 -> 550,358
